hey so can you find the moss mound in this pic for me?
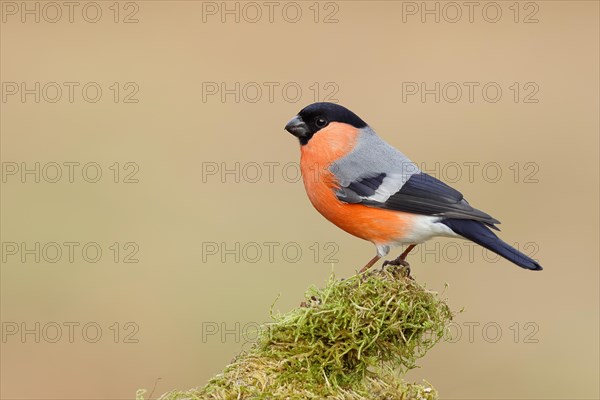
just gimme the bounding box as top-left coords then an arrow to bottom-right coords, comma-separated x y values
140,266 -> 453,399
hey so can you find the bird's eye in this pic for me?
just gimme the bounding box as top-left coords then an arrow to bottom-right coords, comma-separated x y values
315,117 -> 328,128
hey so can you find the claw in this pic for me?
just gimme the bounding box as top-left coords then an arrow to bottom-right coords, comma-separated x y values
382,258 -> 413,279
381,245 -> 417,276
382,258 -> 410,268
400,264 -> 413,279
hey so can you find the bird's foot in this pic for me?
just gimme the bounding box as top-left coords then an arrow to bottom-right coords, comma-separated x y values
382,258 -> 413,279
382,258 -> 410,268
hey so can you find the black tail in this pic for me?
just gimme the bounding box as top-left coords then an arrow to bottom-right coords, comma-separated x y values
441,219 -> 542,271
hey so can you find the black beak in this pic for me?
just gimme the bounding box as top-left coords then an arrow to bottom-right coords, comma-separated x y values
284,115 -> 309,138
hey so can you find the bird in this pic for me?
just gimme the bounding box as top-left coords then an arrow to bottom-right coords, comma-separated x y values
284,102 -> 542,273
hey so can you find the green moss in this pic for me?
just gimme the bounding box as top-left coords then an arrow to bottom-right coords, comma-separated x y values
140,266 -> 453,399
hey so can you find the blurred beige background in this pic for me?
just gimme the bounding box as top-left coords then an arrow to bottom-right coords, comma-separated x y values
1,1 -> 598,399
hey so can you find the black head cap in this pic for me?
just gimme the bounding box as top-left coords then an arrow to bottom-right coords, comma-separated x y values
284,102 -> 368,145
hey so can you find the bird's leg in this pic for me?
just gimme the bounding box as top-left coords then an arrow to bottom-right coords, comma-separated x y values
383,244 -> 416,276
359,255 -> 381,273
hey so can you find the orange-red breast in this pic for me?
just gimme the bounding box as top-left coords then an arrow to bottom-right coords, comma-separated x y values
284,102 -> 542,272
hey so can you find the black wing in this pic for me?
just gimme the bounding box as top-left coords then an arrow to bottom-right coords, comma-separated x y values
339,172 -> 500,229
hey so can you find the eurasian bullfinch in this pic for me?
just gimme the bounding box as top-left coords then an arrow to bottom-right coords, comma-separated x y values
284,102 -> 542,273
